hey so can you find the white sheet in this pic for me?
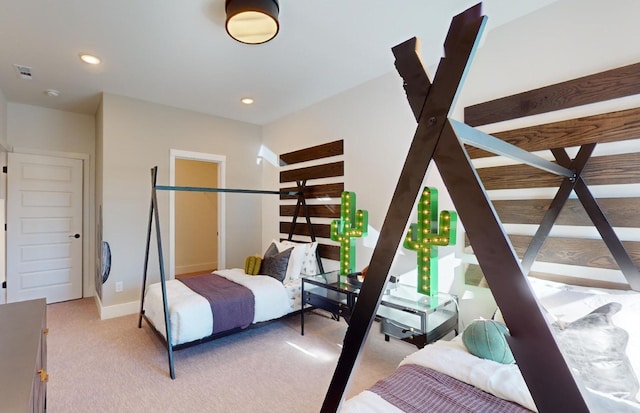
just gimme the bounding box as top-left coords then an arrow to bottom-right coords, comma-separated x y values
341,336 -> 536,413
143,268 -> 294,346
342,278 -> 640,413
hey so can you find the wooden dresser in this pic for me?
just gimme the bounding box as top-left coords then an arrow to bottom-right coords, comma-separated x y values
0,298 -> 47,412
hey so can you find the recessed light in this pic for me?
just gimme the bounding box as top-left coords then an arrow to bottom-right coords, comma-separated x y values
241,97 -> 254,105
44,89 -> 60,97
79,54 -> 101,65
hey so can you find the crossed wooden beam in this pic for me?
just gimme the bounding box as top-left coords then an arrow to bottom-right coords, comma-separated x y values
321,4 -> 601,412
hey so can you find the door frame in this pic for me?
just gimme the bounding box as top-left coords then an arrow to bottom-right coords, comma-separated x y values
10,147 -> 93,298
169,149 -> 226,279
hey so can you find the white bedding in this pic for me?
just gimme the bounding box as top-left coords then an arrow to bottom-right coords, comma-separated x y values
342,278 -> 640,413
144,268 -> 295,346
341,337 -> 536,413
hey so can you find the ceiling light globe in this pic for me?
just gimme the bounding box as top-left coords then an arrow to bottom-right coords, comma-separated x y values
225,0 -> 279,44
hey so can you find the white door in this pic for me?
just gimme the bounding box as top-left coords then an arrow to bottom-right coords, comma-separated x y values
7,153 -> 83,303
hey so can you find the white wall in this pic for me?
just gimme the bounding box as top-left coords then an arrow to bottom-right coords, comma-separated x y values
0,90 -> 6,303
99,94 -> 263,315
0,89 -> 7,150
263,0 -> 640,324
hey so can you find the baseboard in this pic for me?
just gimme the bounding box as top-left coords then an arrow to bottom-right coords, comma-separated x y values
95,294 -> 140,320
175,261 -> 218,275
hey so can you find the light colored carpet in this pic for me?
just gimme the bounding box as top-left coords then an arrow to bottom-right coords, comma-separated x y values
46,298 -> 417,412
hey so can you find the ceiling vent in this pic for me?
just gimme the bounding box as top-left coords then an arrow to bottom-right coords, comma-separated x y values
14,64 -> 33,80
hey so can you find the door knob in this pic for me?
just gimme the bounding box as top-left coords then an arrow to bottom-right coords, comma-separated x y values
69,233 -> 80,239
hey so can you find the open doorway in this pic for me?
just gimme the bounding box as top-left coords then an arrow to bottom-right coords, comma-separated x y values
169,150 -> 226,279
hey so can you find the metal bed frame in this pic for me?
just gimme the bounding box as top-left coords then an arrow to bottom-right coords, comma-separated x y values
137,166 -> 323,379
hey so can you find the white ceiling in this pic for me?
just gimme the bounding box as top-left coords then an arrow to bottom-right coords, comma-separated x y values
0,0 -> 558,125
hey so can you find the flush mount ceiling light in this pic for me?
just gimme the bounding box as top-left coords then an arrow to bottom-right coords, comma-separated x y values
79,53 -> 101,65
241,97 -> 254,105
225,0 -> 279,44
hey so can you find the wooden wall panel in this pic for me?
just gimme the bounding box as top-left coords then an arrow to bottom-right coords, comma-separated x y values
493,198 -> 640,227
464,62 -> 640,127
466,107 -> 640,159
280,161 -> 344,183
464,264 -> 630,291
478,152 -> 640,190
279,140 -> 343,166
280,222 -> 332,239
280,204 -> 341,219
279,140 -> 344,266
466,234 -> 640,271
318,244 -> 340,261
279,183 -> 344,200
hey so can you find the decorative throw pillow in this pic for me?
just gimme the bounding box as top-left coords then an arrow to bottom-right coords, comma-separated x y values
552,302 -> 639,401
462,319 -> 515,364
274,240 -> 306,282
261,243 -> 293,282
300,241 -> 319,276
244,255 -> 262,275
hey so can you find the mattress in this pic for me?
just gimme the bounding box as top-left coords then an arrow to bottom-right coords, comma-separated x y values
144,268 -> 296,346
342,278 -> 640,413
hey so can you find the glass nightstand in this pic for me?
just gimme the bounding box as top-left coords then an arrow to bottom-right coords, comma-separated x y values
378,284 -> 458,348
301,272 -> 458,348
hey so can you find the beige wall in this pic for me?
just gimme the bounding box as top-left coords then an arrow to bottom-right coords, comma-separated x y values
99,93 -> 262,312
95,98 -> 104,300
0,89 -> 7,149
7,103 -> 95,155
0,91 -> 6,300
175,159 -> 218,274
5,103 -> 96,302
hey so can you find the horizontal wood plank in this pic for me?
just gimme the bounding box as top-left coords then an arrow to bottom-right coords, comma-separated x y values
464,264 -> 630,290
464,62 -> 640,127
465,107 -> 640,159
493,198 -> 640,227
280,161 -> 344,183
280,222 -> 332,239
280,182 -> 344,200
478,152 -> 640,190
466,234 -> 640,270
318,244 -> 340,261
279,140 -> 343,166
280,204 -> 341,219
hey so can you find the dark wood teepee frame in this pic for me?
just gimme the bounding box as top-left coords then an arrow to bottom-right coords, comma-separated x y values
322,3 -> 640,412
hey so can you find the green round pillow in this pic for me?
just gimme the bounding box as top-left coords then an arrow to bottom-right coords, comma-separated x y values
462,319 -> 515,364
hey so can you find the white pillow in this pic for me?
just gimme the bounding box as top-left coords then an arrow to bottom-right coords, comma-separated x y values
300,242 -> 319,276
273,240 -> 306,282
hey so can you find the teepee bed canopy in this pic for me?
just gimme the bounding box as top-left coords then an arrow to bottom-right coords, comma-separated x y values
139,139 -> 345,379
333,4 -> 640,413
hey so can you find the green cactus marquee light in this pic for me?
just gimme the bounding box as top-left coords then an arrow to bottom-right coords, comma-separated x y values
330,191 -> 368,275
403,187 -> 457,296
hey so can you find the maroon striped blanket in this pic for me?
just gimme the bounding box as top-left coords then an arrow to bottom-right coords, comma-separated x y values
179,273 -> 255,335
370,364 -> 533,413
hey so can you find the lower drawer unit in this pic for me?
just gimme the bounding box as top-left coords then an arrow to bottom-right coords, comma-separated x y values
376,298 -> 458,348
305,291 -> 351,320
